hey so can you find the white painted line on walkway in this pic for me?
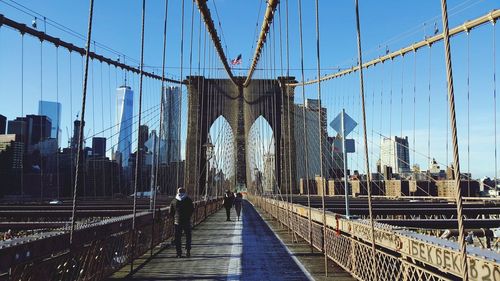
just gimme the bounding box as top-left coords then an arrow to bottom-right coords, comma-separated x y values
248,201 -> 315,281
226,211 -> 242,281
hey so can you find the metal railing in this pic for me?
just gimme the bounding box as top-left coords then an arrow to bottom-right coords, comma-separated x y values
0,198 -> 222,280
250,195 -> 500,281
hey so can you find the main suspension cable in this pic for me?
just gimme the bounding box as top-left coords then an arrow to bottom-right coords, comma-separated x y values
440,0 -> 468,279
288,9 -> 500,87
353,1 -> 377,279
131,0 -> 146,273
69,0 -> 94,246
243,0 -> 279,87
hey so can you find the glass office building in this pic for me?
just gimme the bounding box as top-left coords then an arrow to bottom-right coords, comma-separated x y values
161,86 -> 182,164
38,101 -> 62,146
116,86 -> 134,167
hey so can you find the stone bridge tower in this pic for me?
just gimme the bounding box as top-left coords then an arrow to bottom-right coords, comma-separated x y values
184,76 -> 297,196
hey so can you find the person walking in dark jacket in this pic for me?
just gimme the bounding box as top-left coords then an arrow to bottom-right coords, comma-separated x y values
170,187 -> 194,258
234,193 -> 243,221
223,190 -> 234,221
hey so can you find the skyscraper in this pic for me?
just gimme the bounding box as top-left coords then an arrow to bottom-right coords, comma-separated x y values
7,118 -> 27,144
0,114 -> 6,134
116,86 -> 134,167
92,137 -> 106,157
71,119 -> 84,151
0,134 -> 24,169
294,99 -> 331,184
380,136 -> 410,174
8,115 -> 51,147
138,125 -> 149,152
38,101 -> 62,146
161,86 -> 182,164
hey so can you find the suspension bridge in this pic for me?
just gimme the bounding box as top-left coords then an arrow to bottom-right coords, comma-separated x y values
0,0 -> 499,280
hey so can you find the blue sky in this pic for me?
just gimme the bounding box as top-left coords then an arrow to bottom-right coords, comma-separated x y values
0,0 -> 498,178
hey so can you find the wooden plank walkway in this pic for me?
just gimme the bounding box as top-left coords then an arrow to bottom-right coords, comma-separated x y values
252,203 -> 356,281
109,201 -> 354,281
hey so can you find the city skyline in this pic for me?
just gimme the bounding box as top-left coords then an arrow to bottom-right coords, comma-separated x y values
0,1 -> 498,178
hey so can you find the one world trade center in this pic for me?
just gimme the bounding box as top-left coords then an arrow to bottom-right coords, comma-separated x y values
115,85 -> 133,167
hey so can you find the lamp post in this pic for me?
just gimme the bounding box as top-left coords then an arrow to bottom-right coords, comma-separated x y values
254,167 -> 259,195
203,142 -> 215,200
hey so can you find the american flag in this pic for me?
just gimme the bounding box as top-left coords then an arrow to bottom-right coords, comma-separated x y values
230,54 -> 242,66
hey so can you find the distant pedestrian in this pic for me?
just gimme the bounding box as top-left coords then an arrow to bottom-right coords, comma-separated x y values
3,229 -> 12,240
234,193 -> 243,221
170,187 -> 194,258
223,190 -> 235,221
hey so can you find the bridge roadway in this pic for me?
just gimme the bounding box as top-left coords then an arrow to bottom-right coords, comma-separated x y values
109,200 -> 353,281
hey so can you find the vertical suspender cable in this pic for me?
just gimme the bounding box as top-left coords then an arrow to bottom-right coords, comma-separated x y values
131,0 -> 146,273
377,62 -> 384,184
277,0 -> 290,234
353,1 -> 377,280
55,47 -> 60,199
108,65 -> 114,196
204,43 -> 213,201
40,39 -> 44,199
198,29 -> 207,201
21,35 -> 24,197
100,63 -> 105,196
199,27 -> 207,198
446,65 -> 449,170
91,44 -> 96,197
413,50 -> 417,173
400,55 -> 404,138
70,53 -> 74,198
195,6 -> 202,199
271,24 -> 281,203
297,0 -> 312,248
100,62 -> 106,196
314,0 -> 328,276
427,47 -> 432,192
278,5 -> 284,82
82,53 -> 86,197
117,66 -> 123,195
440,0 -> 468,280
371,87 -> 375,177
156,0 -> 169,205
271,19 -> 280,204
177,0 -> 185,191
285,0 -> 296,239
493,21 -> 497,185
389,61 -> 393,139
467,31 -> 471,195
151,0 -> 169,256
188,0 -> 199,202
69,0 -> 94,246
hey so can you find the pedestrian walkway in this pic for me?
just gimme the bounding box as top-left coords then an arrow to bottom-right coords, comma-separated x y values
110,200 -> 312,280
